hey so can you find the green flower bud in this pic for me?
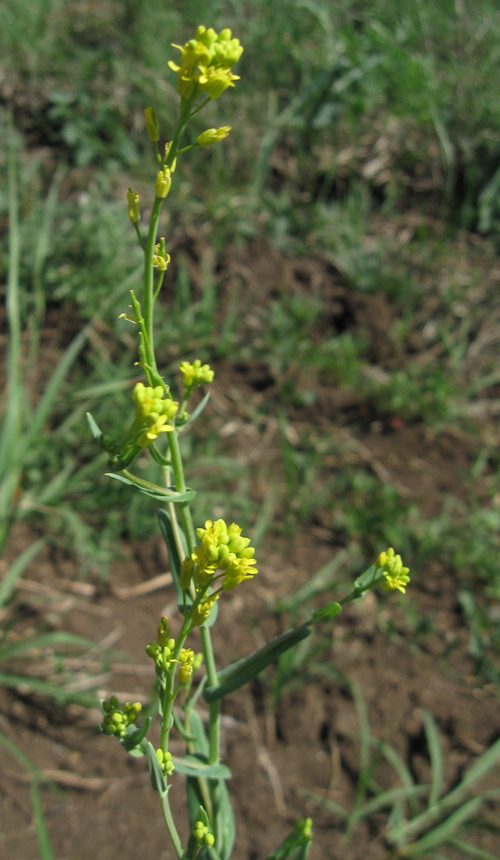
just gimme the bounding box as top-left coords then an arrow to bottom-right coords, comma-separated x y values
126,188 -> 140,224
156,168 -> 172,199
197,126 -> 231,147
144,106 -> 160,142
180,557 -> 194,589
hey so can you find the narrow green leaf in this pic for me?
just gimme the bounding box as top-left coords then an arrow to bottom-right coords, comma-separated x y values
107,472 -> 196,503
302,790 -> 349,820
0,673 -> 96,706
183,392 -> 211,428
216,777 -> 236,860
86,412 -> 103,443
171,754 -> 231,780
353,565 -> 377,594
447,838 -> 500,860
403,797 -> 483,857
0,538 -> 45,608
25,266 -> 141,450
312,602 -> 342,624
120,717 -> 151,752
186,708 -> 210,758
423,708 -> 444,808
278,550 -> 351,612
0,631 -> 93,662
350,784 -> 428,826
157,508 -> 189,612
30,780 -> 55,860
451,737 -> 500,799
204,625 -> 312,703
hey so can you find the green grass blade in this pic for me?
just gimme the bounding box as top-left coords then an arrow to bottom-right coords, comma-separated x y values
350,784 -> 428,826
350,679 -> 371,789
402,797 -> 483,857
302,790 -> 349,820
423,708 -> 444,807
277,550 -> 351,612
6,121 -> 21,378
0,538 -> 45,608
449,738 -> 500,800
447,838 -> 500,860
0,673 -> 96,706
0,631 -> 93,662
25,266 -> 142,450
30,780 -> 55,860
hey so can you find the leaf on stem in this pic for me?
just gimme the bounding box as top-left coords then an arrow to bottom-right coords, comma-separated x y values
86,412 -> 103,443
203,625 -> 312,703
107,472 -> 196,502
312,602 -> 342,623
171,754 -> 231,780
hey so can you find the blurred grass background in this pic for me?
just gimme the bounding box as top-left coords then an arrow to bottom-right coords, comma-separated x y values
2,0 -> 500,680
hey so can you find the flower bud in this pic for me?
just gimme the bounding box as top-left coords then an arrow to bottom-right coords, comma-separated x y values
144,107 -> 160,142
156,168 -> 172,199
126,188 -> 140,224
180,557 -> 194,590
197,126 -> 231,147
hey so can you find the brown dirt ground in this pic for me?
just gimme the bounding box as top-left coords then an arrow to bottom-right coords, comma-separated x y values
1,240 -> 500,860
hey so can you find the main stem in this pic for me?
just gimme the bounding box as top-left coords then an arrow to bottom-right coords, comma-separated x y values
168,429 -> 221,768
144,196 -> 163,376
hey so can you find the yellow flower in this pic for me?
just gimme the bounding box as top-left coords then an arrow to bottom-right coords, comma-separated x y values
198,66 -> 239,99
180,359 -> 214,391
168,26 -> 243,101
376,547 -> 410,594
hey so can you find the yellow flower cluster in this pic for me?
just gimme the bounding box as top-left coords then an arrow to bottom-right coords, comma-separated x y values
168,26 -> 243,100
180,359 -> 214,392
101,697 -> 142,737
191,519 -> 258,591
376,547 -> 410,594
132,383 -> 178,447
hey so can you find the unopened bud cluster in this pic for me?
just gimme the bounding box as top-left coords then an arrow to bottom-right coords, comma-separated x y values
168,26 -> 243,100
192,821 -> 215,848
146,617 -> 177,673
375,547 -> 410,594
156,748 -> 175,777
183,519 -> 257,592
191,594 -> 219,627
100,696 -> 142,737
178,648 -> 195,684
133,383 -> 178,447
180,360 -> 214,393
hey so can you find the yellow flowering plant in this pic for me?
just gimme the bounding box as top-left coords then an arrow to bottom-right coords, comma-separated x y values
87,26 -> 410,860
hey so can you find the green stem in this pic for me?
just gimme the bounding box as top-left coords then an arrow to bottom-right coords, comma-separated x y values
167,429 -> 221,769
143,196 -> 163,375
160,791 -> 183,860
134,221 -> 146,251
